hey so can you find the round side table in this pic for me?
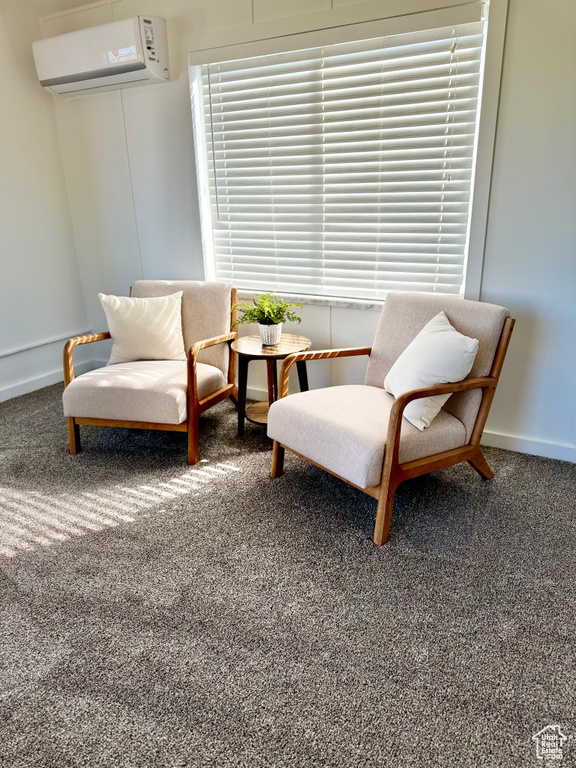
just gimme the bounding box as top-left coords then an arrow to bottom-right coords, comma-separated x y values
231,333 -> 311,436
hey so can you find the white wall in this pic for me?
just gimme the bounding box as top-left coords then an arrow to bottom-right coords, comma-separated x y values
37,0 -> 575,461
0,0 -> 91,401
479,0 -> 576,461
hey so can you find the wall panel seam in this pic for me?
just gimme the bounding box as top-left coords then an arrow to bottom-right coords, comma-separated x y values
1,330 -> 92,359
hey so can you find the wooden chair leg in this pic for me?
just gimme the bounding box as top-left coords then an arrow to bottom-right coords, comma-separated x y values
67,418 -> 80,455
187,418 -> 200,466
373,477 -> 397,545
271,441 -> 285,478
237,355 -> 249,437
468,448 -> 494,479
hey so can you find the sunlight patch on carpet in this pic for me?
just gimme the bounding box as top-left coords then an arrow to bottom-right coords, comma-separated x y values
0,460 -> 240,558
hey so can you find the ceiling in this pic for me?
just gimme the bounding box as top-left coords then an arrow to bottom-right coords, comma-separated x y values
27,0 -> 101,17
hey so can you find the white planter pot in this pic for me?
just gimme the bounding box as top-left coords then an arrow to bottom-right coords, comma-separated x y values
259,322 -> 282,346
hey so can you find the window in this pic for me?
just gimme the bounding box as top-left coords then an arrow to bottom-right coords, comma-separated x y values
191,17 -> 488,301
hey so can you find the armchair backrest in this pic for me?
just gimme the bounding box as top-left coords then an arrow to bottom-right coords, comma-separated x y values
365,292 -> 510,441
131,280 -> 232,376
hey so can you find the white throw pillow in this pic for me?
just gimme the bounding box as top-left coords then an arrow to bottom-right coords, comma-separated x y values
99,292 -> 186,365
384,311 -> 479,431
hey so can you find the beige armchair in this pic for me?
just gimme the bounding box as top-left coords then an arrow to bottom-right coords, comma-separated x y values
267,292 -> 515,545
63,280 -> 238,465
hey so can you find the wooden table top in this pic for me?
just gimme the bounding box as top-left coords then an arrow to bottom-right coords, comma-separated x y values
231,333 -> 311,359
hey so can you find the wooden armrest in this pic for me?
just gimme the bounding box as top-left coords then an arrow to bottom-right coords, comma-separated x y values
385,376 -> 497,467
279,346 -> 372,398
392,376 -> 497,413
186,332 -> 237,407
189,332 -> 237,362
63,332 -> 111,386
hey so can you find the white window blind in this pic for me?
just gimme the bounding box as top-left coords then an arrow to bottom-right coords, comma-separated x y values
195,20 -> 486,300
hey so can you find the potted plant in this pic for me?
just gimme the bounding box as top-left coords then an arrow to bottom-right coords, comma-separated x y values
232,293 -> 302,346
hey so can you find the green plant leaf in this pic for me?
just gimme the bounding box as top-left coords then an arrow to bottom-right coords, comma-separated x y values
231,293 -> 302,326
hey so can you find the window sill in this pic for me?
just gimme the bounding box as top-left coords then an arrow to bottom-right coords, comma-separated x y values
236,290 -> 384,312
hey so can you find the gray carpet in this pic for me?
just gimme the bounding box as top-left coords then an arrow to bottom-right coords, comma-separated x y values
0,383 -> 575,768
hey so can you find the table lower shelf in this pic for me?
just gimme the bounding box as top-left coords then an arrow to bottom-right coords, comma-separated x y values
245,401 -> 270,425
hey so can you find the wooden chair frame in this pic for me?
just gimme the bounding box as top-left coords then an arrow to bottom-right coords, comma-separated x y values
271,317 -> 515,545
63,289 -> 239,465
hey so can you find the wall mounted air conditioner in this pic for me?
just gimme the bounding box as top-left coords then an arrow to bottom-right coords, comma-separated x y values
32,16 -> 170,96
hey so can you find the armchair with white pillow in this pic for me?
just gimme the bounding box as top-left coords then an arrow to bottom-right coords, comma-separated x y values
267,292 -> 515,545
63,281 -> 238,465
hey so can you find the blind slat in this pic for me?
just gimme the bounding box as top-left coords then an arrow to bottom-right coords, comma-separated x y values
194,20 -> 485,300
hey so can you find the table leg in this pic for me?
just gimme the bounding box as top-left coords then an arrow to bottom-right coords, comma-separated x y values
237,355 -> 249,436
266,358 -> 276,406
296,360 -> 309,392
273,359 -> 279,401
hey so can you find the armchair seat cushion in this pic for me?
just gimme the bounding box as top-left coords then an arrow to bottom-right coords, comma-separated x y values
268,385 -> 467,489
63,361 -> 225,425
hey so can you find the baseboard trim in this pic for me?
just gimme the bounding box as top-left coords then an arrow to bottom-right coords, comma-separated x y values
0,360 -> 96,403
481,430 -> 575,463
246,386 -> 268,402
